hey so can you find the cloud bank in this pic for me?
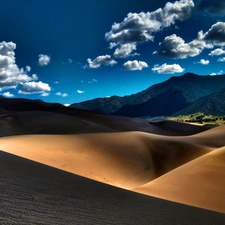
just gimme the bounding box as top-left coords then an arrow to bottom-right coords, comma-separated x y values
0,41 -> 40,91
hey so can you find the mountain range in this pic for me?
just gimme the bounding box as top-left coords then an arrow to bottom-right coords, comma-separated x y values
70,73 -> 225,117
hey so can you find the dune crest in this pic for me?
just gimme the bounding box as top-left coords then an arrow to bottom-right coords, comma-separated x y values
0,131 -> 213,190
133,146 -> 225,214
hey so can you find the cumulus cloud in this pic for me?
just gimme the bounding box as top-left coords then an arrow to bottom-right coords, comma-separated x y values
122,60 -> 148,71
198,0 -> 225,16
0,41 -> 38,90
113,43 -> 138,58
38,54 -> 50,66
209,48 -> 225,56
2,91 -> 14,97
31,74 -> 38,80
18,81 -> 51,94
41,92 -> 50,97
158,34 -> 213,58
198,59 -> 210,65
87,55 -> 117,68
55,92 -> 68,97
106,0 -> 194,44
152,63 -> 185,74
210,70 -> 224,76
77,90 -> 84,94
201,22 -> 225,46
105,0 -> 194,56
26,66 -> 31,72
218,57 -> 225,62
64,104 -> 70,107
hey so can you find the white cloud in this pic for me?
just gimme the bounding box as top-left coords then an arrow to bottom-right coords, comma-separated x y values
198,59 -> 210,65
159,33 -> 213,59
201,22 -> 225,46
18,81 -> 51,94
105,0 -> 194,56
32,74 -> 38,80
209,48 -> 225,56
38,54 -> 50,66
77,90 -> 84,94
41,92 -> 50,97
54,81 -> 59,84
64,104 -> 70,107
152,63 -> 185,74
87,55 -> 117,68
26,65 -> 31,72
210,70 -> 224,76
55,92 -> 68,97
113,43 -> 137,58
93,79 -> 98,82
2,91 -> 14,97
218,57 -> 225,62
0,41 -> 38,90
122,60 -> 148,71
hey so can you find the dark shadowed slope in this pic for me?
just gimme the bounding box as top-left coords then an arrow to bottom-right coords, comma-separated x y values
174,87 -> 225,116
1,151 -> 225,225
0,106 -> 214,137
114,87 -> 190,117
0,97 -> 63,111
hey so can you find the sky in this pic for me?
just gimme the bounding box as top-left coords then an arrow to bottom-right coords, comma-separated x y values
0,0 -> 225,105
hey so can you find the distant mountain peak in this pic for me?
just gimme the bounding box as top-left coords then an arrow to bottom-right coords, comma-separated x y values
70,73 -> 225,117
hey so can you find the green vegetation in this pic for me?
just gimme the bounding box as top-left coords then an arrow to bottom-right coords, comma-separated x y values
167,112 -> 225,125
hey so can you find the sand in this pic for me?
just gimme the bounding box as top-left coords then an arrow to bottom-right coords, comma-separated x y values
0,99 -> 225,221
0,132 -> 213,189
134,146 -> 225,214
1,151 -> 225,225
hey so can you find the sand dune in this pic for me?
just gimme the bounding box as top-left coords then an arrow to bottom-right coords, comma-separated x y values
134,146 -> 225,213
186,124 -> 225,148
0,132 -> 213,189
2,151 -> 225,225
0,96 -> 216,137
0,98 -> 224,217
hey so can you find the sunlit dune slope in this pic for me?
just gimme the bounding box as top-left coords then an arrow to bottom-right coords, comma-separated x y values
133,146 -> 225,214
0,132 -> 212,189
185,124 -> 225,148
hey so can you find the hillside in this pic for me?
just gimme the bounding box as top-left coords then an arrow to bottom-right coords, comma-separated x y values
70,73 -> 225,116
174,87 -> 225,116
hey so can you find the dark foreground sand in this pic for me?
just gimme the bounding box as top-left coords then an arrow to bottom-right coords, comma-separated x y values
1,151 -> 225,225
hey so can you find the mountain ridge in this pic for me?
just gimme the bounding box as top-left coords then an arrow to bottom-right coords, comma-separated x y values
70,73 -> 225,117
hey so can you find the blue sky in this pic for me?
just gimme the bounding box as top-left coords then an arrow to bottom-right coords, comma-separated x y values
0,0 -> 225,105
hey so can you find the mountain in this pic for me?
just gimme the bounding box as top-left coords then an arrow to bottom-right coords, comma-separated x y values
70,73 -> 225,117
0,98 -> 63,112
114,87 -> 190,117
173,87 -> 225,116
